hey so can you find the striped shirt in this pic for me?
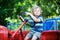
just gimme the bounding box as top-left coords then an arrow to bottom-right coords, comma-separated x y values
28,16 -> 43,32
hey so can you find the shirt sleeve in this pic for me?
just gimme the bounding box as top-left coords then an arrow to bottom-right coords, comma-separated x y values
38,16 -> 43,22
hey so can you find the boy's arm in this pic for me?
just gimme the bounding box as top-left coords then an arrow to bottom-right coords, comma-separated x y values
30,14 -> 42,22
26,12 -> 42,22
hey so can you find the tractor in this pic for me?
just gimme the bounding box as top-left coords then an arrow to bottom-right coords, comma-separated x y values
0,17 -> 60,40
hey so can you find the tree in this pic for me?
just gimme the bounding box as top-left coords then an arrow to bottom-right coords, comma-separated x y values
0,0 -> 60,26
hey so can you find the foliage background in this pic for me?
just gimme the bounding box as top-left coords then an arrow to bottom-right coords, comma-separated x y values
0,0 -> 60,30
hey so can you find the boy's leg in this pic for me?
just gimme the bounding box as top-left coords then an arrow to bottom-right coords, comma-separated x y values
31,35 -> 37,40
31,32 -> 41,40
24,31 -> 35,40
24,36 -> 30,40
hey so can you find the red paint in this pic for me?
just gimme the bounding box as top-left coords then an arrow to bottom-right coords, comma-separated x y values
40,31 -> 60,40
8,30 -> 21,40
0,26 -> 60,40
11,21 -> 26,38
0,25 -> 8,40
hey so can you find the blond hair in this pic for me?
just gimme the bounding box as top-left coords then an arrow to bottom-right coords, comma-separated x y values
31,5 -> 42,13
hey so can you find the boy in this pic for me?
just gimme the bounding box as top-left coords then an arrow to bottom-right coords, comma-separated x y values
24,5 -> 43,40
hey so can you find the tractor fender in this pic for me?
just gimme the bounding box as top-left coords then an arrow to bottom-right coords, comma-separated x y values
40,31 -> 58,40
0,25 -> 8,40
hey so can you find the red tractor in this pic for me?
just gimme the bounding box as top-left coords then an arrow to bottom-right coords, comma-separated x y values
0,18 -> 60,40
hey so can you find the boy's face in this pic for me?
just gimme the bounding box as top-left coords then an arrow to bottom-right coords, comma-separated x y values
32,7 -> 41,16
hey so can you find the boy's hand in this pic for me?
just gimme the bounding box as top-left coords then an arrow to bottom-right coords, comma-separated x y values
25,12 -> 32,16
